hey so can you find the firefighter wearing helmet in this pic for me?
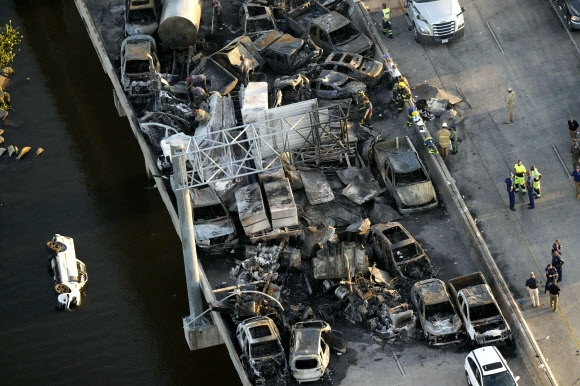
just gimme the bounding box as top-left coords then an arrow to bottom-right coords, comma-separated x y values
393,81 -> 411,112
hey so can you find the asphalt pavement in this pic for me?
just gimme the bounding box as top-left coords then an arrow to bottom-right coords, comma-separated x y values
371,0 -> 580,384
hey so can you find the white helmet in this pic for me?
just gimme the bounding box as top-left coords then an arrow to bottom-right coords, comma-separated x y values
442,122 -> 448,128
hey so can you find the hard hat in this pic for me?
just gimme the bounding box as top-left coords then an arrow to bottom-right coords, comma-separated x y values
358,90 -> 364,94
442,122 -> 448,128
411,110 -> 419,117
408,107 -> 416,114
398,82 -> 405,87
507,87 -> 513,92
187,77 -> 192,83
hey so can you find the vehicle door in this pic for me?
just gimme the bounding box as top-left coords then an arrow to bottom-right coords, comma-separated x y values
466,357 -> 482,386
324,330 -> 347,353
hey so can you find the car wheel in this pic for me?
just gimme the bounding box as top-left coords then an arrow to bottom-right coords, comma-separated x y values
465,371 -> 472,385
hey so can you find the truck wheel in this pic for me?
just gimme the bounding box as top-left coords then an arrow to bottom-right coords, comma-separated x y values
47,241 -> 62,253
55,283 -> 71,294
413,25 -> 420,43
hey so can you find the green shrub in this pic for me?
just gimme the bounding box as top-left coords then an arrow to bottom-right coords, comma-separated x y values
0,21 -> 23,69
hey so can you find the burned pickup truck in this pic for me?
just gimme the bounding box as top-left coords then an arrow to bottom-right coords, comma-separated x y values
370,222 -> 432,279
411,278 -> 463,346
448,272 -> 512,346
253,30 -> 321,75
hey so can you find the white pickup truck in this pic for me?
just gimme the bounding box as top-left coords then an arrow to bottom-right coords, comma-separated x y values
46,234 -> 88,310
406,0 -> 465,44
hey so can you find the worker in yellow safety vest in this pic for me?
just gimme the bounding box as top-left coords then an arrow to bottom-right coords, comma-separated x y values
514,160 -> 526,193
382,4 -> 393,39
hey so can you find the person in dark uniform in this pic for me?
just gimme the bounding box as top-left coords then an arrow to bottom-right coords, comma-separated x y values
525,272 -> 540,307
526,171 -> 535,209
568,117 -> 579,141
545,263 -> 558,294
213,0 -> 225,30
547,281 -> 561,312
552,239 -> 562,255
551,250 -> 564,283
505,172 -> 516,211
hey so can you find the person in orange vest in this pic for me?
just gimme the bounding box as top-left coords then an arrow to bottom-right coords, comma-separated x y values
382,4 -> 393,39
437,122 -> 451,159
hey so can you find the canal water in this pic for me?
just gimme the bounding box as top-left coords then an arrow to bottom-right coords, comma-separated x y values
0,1 -> 239,385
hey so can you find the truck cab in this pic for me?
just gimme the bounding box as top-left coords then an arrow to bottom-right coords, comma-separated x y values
406,0 -> 465,44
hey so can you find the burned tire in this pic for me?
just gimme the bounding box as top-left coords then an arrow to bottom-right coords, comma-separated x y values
47,240 -> 62,253
55,283 -> 71,294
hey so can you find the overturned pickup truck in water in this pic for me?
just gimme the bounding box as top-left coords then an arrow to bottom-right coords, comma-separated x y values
46,234 -> 88,310
448,272 -> 512,346
411,278 -> 463,346
370,222 -> 432,279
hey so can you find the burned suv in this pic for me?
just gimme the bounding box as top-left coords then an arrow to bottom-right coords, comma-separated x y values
120,34 -> 160,99
236,316 -> 289,384
411,279 -> 463,346
370,222 -> 432,279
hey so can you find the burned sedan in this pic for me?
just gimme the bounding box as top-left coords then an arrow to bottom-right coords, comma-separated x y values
370,222 -> 432,279
239,3 -> 277,40
289,320 -> 346,383
310,70 -> 366,101
236,316 -> 289,384
411,279 -> 463,346
373,136 -> 438,214
120,34 -> 160,99
315,52 -> 383,87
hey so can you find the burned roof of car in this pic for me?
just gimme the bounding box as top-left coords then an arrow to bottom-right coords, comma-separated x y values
386,150 -> 422,173
312,11 -> 351,32
189,187 -> 221,208
265,34 -> 305,55
462,284 -> 495,306
413,279 -> 450,305
314,70 -> 351,85
293,328 -> 322,356
124,39 -> 153,60
325,52 -> 363,67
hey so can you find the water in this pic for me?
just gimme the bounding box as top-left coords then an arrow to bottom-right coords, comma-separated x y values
0,1 -> 238,385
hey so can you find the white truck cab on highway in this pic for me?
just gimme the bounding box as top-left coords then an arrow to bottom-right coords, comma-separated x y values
406,0 -> 465,44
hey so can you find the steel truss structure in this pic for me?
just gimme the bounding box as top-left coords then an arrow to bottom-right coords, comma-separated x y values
174,103 -> 355,190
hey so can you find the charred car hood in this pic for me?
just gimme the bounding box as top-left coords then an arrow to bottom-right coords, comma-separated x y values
415,0 -> 462,23
396,182 -> 436,207
423,315 -> 462,336
336,34 -> 373,55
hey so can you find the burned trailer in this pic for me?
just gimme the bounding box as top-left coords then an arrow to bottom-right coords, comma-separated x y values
369,222 -> 432,279
253,30 -> 321,75
189,186 -> 237,249
411,278 -> 463,346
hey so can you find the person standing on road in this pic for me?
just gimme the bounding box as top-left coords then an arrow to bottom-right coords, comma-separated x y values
526,171 -> 535,209
238,55 -> 251,87
514,160 -> 526,193
381,4 -> 393,39
570,165 -> 580,200
360,98 -> 373,128
505,87 -> 515,124
525,272 -> 540,307
545,263 -> 558,294
547,281 -> 561,312
505,172 -> 516,211
571,142 -> 580,170
438,122 -> 451,159
568,117 -> 579,141
213,0 -> 225,31
552,250 -> 564,283
393,81 -> 411,112
449,121 -> 459,154
552,239 -> 562,255
530,165 -> 542,198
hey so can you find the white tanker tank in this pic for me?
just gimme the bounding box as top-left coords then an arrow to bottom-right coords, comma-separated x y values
158,0 -> 202,49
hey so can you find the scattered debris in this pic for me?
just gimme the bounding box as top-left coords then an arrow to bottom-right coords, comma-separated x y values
16,146 -> 30,161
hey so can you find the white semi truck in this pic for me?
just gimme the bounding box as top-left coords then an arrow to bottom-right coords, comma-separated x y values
406,0 -> 465,44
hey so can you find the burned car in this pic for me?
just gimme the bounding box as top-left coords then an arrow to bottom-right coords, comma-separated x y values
370,222 -> 432,279
239,3 -> 277,40
254,30 -> 321,75
189,187 -> 237,249
314,52 -> 383,87
411,278 -> 463,346
236,316 -> 289,384
310,70 -> 366,101
120,34 -> 160,99
289,320 -> 346,383
372,136 -> 438,214
273,74 -> 311,106
124,0 -> 159,36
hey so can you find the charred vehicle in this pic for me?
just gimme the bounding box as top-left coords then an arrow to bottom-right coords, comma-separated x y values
239,3 -> 277,40
289,320 -> 346,383
313,52 -> 383,87
411,278 -> 463,346
273,74 -> 311,106
448,272 -> 512,346
284,2 -> 373,55
372,136 -> 438,214
124,0 -> 159,36
310,70 -> 366,101
253,30 -> 321,75
120,34 -> 160,99
236,316 -> 289,384
46,234 -> 88,310
370,222 -> 432,279
189,187 -> 237,249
